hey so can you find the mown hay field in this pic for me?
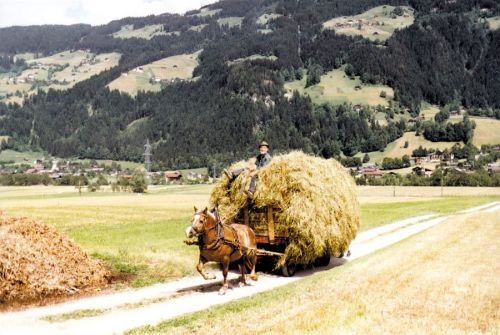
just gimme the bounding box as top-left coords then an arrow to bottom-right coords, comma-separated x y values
217,17 -> 244,28
108,51 -> 200,96
486,16 -> 500,30
323,5 -> 415,42
187,8 -> 221,18
128,209 -> 500,334
285,68 -> 393,106
0,50 -> 121,104
111,24 -> 179,40
354,116 -> 500,164
471,117 -> 500,147
0,184 -> 498,290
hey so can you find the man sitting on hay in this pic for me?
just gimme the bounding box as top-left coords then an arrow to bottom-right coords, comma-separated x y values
224,141 -> 272,198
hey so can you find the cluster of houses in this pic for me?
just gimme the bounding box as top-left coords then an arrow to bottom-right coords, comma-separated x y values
348,147 -> 500,179
334,19 -> 383,29
17,158 -> 209,184
23,159 -> 105,179
6,73 -> 36,84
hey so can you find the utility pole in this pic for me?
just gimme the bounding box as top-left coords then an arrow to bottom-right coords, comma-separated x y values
144,139 -> 152,173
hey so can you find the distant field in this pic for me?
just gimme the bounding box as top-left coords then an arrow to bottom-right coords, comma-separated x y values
14,52 -> 36,61
285,68 -> 393,106
355,115 -> 499,164
471,117 -> 500,147
323,5 -> 415,42
355,131 -> 457,164
217,17 -> 243,28
256,13 -> 282,25
108,51 -> 200,95
188,24 -> 208,32
111,24 -> 179,40
486,16 -> 500,30
257,29 -> 273,34
0,50 -> 121,104
227,54 -> 277,65
0,149 -> 48,164
187,8 -> 221,17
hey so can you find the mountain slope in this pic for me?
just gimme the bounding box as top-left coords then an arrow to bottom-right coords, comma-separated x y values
0,0 -> 499,168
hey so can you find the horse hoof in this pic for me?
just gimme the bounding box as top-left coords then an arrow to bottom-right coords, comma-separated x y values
206,274 -> 216,280
238,282 -> 245,288
218,287 -> 228,295
250,275 -> 258,281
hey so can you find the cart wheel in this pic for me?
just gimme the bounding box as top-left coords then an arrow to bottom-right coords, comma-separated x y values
281,262 -> 296,277
315,252 -> 331,267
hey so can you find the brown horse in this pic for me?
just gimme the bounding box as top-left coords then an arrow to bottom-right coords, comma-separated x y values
185,207 -> 258,295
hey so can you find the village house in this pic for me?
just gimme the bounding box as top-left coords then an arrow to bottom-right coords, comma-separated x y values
33,159 -> 44,171
412,166 -> 434,177
165,170 -> 182,182
488,163 -> 500,173
360,165 -> 383,178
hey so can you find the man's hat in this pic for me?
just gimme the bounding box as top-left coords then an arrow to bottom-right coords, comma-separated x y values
259,141 -> 269,148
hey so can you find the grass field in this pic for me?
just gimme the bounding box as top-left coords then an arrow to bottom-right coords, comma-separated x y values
14,52 -> 36,61
188,24 -> 208,32
323,5 -> 415,42
187,8 -> 221,17
0,149 -> 49,164
128,209 -> 500,334
355,115 -> 500,164
285,68 -> 393,106
217,17 -> 243,28
108,51 -> 200,95
111,25 -> 179,40
486,16 -> 500,30
227,54 -> 277,65
256,13 -> 282,25
0,50 -> 121,104
1,185 -> 498,289
471,117 -> 500,147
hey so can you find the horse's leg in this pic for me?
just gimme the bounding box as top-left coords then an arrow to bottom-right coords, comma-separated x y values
248,250 -> 258,281
196,256 -> 216,280
218,255 -> 230,295
238,254 -> 247,287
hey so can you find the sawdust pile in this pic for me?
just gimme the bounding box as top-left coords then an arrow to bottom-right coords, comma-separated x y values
210,151 -> 360,266
0,212 -> 109,303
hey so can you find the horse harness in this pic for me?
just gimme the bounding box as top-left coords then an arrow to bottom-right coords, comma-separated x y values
199,207 -> 247,256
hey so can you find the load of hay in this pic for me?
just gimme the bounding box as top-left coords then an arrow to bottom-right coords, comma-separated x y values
210,151 -> 360,266
0,212 -> 109,303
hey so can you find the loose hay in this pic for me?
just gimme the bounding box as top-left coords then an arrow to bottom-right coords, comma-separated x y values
0,212 -> 109,303
210,151 -> 360,266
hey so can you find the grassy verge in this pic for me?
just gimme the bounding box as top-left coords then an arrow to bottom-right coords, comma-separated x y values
43,309 -> 109,322
126,210 -> 500,334
360,195 -> 498,230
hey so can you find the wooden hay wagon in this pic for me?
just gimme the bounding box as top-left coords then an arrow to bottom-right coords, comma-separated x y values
234,205 -> 332,277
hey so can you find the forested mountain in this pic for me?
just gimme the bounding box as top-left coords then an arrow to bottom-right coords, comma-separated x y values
0,0 -> 499,169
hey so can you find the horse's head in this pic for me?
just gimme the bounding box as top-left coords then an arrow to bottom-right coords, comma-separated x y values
185,206 -> 215,238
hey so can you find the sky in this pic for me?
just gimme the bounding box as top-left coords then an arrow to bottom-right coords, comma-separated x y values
0,0 -> 219,28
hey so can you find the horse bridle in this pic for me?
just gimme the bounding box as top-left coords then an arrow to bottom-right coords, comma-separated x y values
191,208 -> 241,252
191,209 -> 221,237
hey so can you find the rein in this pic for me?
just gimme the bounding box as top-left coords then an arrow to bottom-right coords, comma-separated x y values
197,208 -> 242,253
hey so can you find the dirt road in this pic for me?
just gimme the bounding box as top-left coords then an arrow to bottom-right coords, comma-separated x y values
2,201 -> 499,335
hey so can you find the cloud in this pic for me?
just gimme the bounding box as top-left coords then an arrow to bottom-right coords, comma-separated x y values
0,0 -> 219,28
